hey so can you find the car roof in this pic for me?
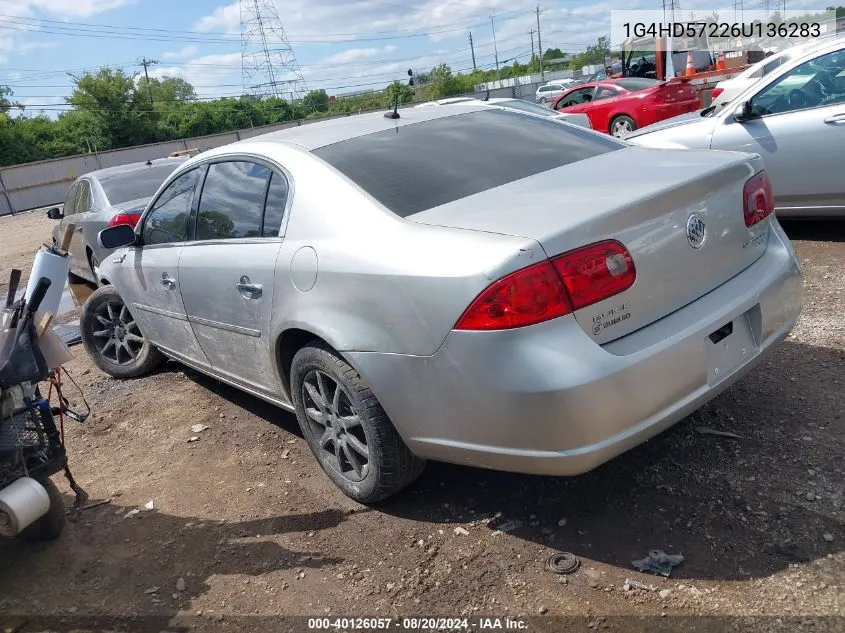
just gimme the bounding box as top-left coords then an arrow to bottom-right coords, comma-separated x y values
222,104 -> 489,151
83,157 -> 187,181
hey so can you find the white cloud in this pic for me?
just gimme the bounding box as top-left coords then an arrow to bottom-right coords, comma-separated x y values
163,45 -> 199,60
16,41 -> 57,54
194,2 -> 240,34
150,53 -> 244,100
26,0 -> 136,19
320,45 -> 400,65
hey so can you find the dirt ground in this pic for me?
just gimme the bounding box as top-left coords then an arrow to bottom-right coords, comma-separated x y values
0,211 -> 843,633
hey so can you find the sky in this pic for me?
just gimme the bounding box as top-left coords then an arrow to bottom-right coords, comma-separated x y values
0,0 -> 827,117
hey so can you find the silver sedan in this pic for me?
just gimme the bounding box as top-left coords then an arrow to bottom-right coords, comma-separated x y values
82,104 -> 803,502
47,158 -> 186,284
625,38 -> 845,217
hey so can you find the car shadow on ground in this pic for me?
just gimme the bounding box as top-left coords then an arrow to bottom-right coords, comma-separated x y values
142,335 -> 843,586
781,218 -> 845,242
377,339 -> 844,582
0,504 -> 350,628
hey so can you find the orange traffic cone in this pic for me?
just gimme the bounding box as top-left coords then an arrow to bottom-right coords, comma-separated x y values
716,50 -> 727,70
685,51 -> 696,77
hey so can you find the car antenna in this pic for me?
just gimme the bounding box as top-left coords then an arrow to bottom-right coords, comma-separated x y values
384,95 -> 400,119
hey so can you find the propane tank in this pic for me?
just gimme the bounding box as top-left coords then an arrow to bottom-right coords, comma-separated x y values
0,477 -> 51,537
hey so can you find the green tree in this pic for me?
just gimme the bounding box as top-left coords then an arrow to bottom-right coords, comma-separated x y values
385,81 -> 414,104
67,68 -> 156,148
1,86 -> 21,114
302,89 -> 329,113
569,36 -> 610,70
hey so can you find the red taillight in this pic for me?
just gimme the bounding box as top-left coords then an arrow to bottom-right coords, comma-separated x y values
108,212 -> 142,229
711,87 -> 724,99
454,261 -> 572,331
743,171 -> 775,227
454,240 -> 636,331
551,240 -> 636,311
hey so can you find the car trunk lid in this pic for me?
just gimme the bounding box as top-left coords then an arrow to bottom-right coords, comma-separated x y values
409,146 -> 769,344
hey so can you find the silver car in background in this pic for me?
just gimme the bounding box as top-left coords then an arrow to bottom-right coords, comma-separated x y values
83,105 -> 802,503
535,80 -> 576,104
626,38 -> 845,217
47,158 -> 186,283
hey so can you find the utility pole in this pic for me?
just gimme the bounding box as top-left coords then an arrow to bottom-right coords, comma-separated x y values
529,29 -> 536,67
138,57 -> 158,106
469,31 -> 477,71
490,14 -> 501,82
536,6 -> 545,81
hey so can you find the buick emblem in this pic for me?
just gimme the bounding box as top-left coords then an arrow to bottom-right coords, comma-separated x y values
686,213 -> 707,249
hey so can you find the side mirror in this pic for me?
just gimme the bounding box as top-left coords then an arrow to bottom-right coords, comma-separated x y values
98,224 -> 136,250
733,100 -> 753,122
46,207 -> 63,220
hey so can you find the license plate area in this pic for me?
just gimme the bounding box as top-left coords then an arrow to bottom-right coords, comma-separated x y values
706,310 -> 759,385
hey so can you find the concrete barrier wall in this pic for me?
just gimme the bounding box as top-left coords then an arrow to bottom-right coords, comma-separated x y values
0,117 -> 349,216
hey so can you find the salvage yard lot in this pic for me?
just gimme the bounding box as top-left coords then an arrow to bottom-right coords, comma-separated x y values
0,211 -> 843,630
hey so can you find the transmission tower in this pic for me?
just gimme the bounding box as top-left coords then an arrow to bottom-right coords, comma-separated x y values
240,0 -> 307,100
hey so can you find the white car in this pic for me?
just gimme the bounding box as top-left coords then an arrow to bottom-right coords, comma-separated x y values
711,39 -> 836,112
416,97 -> 592,129
535,80 -> 575,104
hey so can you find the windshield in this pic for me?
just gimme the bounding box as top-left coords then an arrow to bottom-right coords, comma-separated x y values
99,164 -> 181,206
313,110 -> 621,218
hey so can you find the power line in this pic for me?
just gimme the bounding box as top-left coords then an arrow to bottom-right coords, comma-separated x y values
0,11 -> 538,45
0,9 -> 534,39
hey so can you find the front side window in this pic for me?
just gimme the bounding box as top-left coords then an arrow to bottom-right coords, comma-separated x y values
74,181 -> 92,215
196,161 -> 271,240
63,184 -> 80,216
558,87 -> 595,107
751,48 -> 845,117
142,168 -> 200,246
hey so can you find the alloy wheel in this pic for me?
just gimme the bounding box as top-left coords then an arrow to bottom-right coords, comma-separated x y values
612,119 -> 633,137
301,369 -> 370,482
90,299 -> 144,365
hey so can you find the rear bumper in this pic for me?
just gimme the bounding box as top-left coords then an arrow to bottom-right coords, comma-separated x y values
348,219 -> 803,476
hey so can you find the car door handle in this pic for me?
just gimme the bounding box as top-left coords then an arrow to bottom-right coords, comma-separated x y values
161,273 -> 177,289
236,275 -> 263,299
823,113 -> 845,124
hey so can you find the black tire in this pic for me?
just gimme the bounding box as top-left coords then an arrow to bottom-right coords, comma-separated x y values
610,115 -> 637,138
88,250 -> 102,287
22,477 -> 66,541
290,341 -> 425,503
81,285 -> 164,378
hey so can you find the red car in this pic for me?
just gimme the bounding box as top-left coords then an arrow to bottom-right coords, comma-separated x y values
550,78 -> 699,137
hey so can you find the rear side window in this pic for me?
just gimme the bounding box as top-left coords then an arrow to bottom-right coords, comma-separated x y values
262,172 -> 289,237
196,161 -> 270,240
313,109 -> 621,218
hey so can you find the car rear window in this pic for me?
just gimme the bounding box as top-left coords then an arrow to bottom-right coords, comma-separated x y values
99,164 -> 180,206
313,109 -> 622,218
614,78 -> 661,92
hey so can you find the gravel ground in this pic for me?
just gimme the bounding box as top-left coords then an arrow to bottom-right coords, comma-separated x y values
0,211 -> 843,633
